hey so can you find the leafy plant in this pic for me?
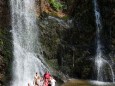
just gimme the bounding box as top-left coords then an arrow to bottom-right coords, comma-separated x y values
49,0 -> 63,11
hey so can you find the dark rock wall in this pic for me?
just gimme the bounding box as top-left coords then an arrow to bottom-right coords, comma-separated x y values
61,0 -> 95,79
99,0 -> 115,52
39,0 -> 115,80
0,0 -> 12,85
39,16 -> 70,70
98,0 -> 115,81
39,0 -> 96,79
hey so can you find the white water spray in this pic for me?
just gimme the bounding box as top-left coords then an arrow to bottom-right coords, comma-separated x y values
10,0 -> 48,86
93,0 -> 114,82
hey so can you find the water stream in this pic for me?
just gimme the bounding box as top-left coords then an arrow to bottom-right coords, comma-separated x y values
93,0 -> 114,82
10,0 -> 48,86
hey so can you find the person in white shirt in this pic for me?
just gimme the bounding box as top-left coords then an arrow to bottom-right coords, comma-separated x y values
50,77 -> 56,86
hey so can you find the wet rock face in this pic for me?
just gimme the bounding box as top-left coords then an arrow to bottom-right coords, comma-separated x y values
67,0 -> 95,79
0,0 -> 11,85
61,0 -> 115,79
98,0 -> 115,81
0,55 -> 5,85
99,0 -> 115,50
98,0 -> 114,50
39,0 -> 96,79
0,0 -> 10,27
36,0 -> 115,80
39,16 -> 71,60
0,0 -> 6,85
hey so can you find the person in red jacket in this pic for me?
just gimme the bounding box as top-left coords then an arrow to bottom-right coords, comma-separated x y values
43,71 -> 51,86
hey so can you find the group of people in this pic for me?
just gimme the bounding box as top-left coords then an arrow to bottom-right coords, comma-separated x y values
28,71 -> 56,86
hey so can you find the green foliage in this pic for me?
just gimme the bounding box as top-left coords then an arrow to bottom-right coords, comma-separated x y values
48,0 -> 63,11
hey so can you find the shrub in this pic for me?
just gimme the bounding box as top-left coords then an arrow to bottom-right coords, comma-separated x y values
48,0 -> 63,11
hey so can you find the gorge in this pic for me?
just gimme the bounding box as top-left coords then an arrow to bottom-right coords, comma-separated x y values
0,0 -> 115,86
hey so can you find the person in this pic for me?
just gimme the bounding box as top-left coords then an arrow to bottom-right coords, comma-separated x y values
33,72 -> 41,86
50,77 -> 56,86
28,83 -> 30,86
43,71 -> 51,86
39,78 -> 44,86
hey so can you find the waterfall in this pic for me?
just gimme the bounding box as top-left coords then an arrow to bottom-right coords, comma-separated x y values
10,0 -> 48,86
93,0 -> 114,82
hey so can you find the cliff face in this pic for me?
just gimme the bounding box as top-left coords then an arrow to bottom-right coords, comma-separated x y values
39,0 -> 96,79
39,0 -> 115,80
99,0 -> 115,51
99,0 -> 115,81
65,0 -> 96,79
0,0 -> 12,85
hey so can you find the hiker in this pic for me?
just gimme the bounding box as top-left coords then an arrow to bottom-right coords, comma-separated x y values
43,71 -> 51,86
33,72 -> 41,86
39,78 -> 44,86
50,76 -> 56,86
28,83 -> 30,86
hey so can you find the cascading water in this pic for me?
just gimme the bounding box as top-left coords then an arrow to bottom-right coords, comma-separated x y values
10,0 -> 48,86
93,0 -> 114,82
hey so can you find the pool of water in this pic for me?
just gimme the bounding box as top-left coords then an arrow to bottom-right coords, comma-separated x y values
62,79 -> 115,86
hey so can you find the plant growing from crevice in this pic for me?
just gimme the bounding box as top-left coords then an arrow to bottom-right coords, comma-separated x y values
48,0 -> 63,11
